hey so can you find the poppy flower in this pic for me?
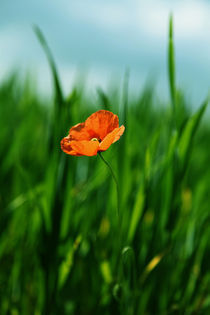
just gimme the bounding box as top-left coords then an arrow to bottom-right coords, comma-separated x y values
61,110 -> 125,156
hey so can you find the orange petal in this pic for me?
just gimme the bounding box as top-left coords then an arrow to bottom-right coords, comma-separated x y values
85,110 -> 119,140
99,125 -> 125,151
69,122 -> 91,141
70,140 -> 99,156
60,136 -> 78,155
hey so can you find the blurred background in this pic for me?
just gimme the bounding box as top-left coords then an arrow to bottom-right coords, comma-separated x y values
1,1 -> 210,315
1,0 -> 210,105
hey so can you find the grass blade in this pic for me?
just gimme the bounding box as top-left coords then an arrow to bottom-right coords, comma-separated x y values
168,14 -> 176,110
178,100 -> 208,170
33,25 -> 64,106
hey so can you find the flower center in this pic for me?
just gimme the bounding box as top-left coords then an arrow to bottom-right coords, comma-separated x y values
91,137 -> 101,142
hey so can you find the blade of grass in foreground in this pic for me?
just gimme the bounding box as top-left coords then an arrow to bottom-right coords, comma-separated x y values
33,25 -> 64,107
168,14 -> 176,111
178,100 -> 208,171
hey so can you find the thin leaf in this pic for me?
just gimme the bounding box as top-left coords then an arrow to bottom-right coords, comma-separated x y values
178,100 -> 208,170
168,14 -> 176,109
33,25 -> 64,106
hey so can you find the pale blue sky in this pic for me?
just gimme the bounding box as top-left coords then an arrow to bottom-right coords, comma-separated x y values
0,0 -> 210,105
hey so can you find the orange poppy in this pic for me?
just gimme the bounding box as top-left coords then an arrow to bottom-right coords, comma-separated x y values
61,110 -> 125,156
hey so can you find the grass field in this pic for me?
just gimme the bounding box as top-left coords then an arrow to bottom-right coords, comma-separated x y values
0,19 -> 210,315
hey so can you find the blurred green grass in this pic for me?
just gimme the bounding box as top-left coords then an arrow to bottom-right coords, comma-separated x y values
0,20 -> 210,315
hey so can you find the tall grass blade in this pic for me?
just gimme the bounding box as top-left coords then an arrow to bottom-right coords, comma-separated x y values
33,25 -> 64,106
168,14 -> 176,110
128,183 -> 145,243
178,100 -> 208,170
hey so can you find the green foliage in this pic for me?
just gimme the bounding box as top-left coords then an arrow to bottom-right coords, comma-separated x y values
0,23 -> 210,315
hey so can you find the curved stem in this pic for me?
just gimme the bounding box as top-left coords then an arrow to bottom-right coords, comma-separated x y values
98,152 -> 121,231
99,152 -> 124,290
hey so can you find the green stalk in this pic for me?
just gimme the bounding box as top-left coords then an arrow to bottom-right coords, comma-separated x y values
168,14 -> 176,110
98,152 -> 121,237
168,14 -> 177,133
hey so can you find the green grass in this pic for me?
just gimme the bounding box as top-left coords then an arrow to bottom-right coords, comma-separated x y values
0,19 -> 210,315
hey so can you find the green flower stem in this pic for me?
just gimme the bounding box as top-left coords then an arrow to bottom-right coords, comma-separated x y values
98,152 -> 121,236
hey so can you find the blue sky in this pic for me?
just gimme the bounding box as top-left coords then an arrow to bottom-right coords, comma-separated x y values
1,0 -> 210,105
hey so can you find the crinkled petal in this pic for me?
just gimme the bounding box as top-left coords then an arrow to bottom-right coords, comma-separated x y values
85,110 -> 119,140
70,140 -> 99,156
60,136 -> 78,155
69,122 -> 91,141
99,125 -> 125,151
